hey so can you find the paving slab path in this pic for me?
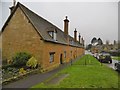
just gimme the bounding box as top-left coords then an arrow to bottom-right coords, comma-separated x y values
45,74 -> 69,85
2,55 -> 83,89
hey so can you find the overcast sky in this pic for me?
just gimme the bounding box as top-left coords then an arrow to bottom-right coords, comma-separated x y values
0,0 -> 118,45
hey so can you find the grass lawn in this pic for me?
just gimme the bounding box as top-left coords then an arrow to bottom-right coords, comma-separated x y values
31,55 -> 119,88
112,56 -> 120,61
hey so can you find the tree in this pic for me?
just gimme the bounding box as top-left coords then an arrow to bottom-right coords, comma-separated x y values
91,37 -> 97,44
26,57 -> 38,69
98,38 -> 103,45
86,44 -> 92,50
118,40 -> 120,49
12,52 -> 31,67
106,40 -> 109,45
114,40 -> 116,45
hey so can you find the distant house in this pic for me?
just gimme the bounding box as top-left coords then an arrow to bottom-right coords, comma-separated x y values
2,2 -> 85,70
91,42 -> 118,53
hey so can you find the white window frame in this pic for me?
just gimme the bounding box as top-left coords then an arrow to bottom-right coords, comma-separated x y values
48,29 -> 57,41
48,31 -> 54,39
53,31 -> 57,41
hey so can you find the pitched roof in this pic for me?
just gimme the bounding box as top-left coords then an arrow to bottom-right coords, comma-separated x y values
2,2 -> 83,48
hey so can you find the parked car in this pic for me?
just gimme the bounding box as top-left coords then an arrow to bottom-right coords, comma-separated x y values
98,53 -> 112,63
93,53 -> 99,59
114,62 -> 120,71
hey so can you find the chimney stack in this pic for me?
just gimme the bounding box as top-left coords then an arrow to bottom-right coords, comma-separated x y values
9,0 -> 16,13
81,37 -> 84,46
64,16 -> 69,35
78,33 -> 81,44
74,28 -> 77,41
82,38 -> 84,46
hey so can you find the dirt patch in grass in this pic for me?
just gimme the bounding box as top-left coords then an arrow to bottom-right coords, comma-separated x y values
45,74 -> 69,85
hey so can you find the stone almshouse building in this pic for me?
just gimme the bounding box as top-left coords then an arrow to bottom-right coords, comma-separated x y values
2,2 -> 85,70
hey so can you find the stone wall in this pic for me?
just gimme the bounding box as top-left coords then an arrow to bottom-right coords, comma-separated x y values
2,7 -> 44,64
41,41 -> 84,70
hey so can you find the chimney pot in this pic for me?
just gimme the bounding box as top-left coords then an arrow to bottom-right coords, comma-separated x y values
9,0 -> 16,14
66,16 -> 68,19
13,0 -> 16,6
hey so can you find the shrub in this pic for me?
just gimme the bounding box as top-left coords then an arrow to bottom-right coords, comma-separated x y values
26,57 -> 38,69
2,57 -> 7,65
7,67 -> 19,72
19,68 -> 26,75
2,64 -> 13,70
12,52 -> 31,67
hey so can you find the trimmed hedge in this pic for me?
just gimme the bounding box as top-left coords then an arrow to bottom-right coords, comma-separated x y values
109,51 -> 120,56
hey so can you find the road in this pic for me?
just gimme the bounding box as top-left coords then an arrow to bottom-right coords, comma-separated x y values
104,59 -> 119,70
85,50 -> 119,70
85,50 -> 92,55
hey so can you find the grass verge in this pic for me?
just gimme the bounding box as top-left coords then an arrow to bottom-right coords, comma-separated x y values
31,54 -> 119,88
112,56 -> 120,61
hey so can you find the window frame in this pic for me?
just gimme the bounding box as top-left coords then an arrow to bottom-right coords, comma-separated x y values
48,31 -> 54,39
64,51 -> 66,58
48,28 -> 57,41
49,52 -> 55,63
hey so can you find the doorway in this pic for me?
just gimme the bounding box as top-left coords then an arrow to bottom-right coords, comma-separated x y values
60,54 -> 63,64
